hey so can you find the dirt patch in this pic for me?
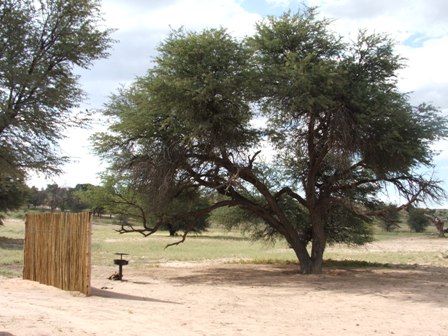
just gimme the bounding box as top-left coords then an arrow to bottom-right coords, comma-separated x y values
1,261 -> 448,336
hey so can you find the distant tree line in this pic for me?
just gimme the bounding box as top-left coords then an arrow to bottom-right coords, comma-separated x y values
73,175 -> 210,237
10,180 -> 210,237
26,184 -> 92,213
2,179 -> 447,238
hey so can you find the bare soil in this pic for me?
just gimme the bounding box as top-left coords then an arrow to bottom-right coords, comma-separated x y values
1,238 -> 448,336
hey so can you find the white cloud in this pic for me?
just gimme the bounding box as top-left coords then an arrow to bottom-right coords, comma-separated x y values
27,127 -> 105,188
265,0 -> 293,7
104,0 -> 260,37
102,0 -> 177,32
397,36 -> 448,96
142,0 -> 260,37
309,0 -> 448,41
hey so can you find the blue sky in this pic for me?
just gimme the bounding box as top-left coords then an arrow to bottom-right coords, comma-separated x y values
28,0 -> 448,207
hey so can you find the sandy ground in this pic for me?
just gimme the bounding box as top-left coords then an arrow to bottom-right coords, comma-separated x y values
1,239 -> 448,336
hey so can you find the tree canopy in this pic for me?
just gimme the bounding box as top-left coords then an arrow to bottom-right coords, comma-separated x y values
407,207 -> 430,233
94,8 -> 447,274
0,0 -> 112,178
0,168 -> 27,223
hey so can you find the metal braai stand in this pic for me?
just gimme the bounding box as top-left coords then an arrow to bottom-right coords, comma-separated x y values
113,253 -> 129,280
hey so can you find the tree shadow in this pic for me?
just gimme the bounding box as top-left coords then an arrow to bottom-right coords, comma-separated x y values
0,237 -> 24,250
90,287 -> 181,305
165,263 -> 448,307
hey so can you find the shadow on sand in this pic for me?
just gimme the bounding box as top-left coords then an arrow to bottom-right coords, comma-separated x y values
164,263 -> 448,307
90,287 -> 181,305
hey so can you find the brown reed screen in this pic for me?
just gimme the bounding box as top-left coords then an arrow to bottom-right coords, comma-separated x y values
23,212 -> 92,295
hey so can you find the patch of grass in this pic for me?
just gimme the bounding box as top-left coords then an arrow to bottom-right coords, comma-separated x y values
1,210 -> 24,221
0,248 -> 24,277
91,224 -> 296,268
0,220 -> 26,239
1,220 -> 25,278
373,230 -> 437,241
1,217 -> 448,279
0,267 -> 21,278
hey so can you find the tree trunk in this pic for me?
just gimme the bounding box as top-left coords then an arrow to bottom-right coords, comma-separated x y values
433,218 -> 445,237
168,225 -> 177,237
289,240 -> 325,274
436,222 -> 445,238
310,235 -> 325,274
289,238 -> 312,274
286,214 -> 327,274
309,210 -> 327,274
424,214 -> 445,238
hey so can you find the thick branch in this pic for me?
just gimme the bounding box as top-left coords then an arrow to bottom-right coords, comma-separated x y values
187,152 -> 294,237
116,199 -> 240,242
274,187 -> 307,207
248,150 -> 261,169
424,213 -> 445,237
116,221 -> 162,237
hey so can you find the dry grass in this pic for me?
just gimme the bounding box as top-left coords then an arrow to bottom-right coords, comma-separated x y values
1,217 -> 447,278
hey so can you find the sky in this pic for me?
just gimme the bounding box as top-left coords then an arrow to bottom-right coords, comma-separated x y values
28,0 -> 448,207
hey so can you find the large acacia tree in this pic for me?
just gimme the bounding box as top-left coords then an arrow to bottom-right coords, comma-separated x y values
95,8 -> 447,274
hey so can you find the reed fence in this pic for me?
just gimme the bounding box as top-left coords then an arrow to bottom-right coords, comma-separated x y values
23,212 -> 92,295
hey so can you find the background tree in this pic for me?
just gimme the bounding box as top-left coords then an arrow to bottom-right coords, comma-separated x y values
407,207 -> 430,233
0,0 -> 112,211
44,184 -> 69,212
76,175 -> 210,236
87,175 -> 150,226
74,183 -> 109,217
377,204 -> 401,232
158,190 -> 211,237
0,169 -> 27,224
94,8 -> 447,274
65,184 -> 91,212
423,209 -> 446,237
27,186 -> 44,208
